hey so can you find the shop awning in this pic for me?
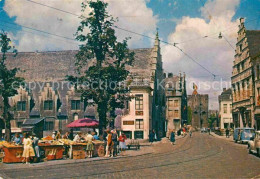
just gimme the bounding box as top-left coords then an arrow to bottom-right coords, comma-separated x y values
21,126 -> 34,132
67,118 -> 99,128
2,128 -> 22,133
23,118 -> 45,125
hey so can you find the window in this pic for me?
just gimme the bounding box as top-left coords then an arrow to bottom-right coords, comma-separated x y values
237,64 -> 240,73
174,110 -> 178,118
17,101 -> 26,111
44,100 -> 53,110
135,119 -> 144,129
71,100 -> 80,110
134,131 -> 144,139
17,122 -> 23,128
168,99 -> 173,108
123,131 -> 132,139
223,104 -> 227,113
44,121 -> 54,131
174,100 -> 178,107
73,113 -> 79,121
239,44 -> 242,52
135,95 -> 143,110
168,110 -> 173,117
241,61 -> 244,70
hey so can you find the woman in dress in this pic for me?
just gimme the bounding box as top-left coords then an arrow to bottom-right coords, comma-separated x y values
85,131 -> 94,158
118,133 -> 127,153
22,132 -> 35,164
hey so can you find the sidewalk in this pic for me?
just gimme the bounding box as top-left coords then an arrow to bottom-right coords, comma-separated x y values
0,135 -> 185,170
210,132 -> 234,142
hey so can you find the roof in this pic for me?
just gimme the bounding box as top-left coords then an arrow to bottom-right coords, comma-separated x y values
5,48 -> 153,82
219,88 -> 232,101
22,118 -> 45,126
246,30 -> 260,58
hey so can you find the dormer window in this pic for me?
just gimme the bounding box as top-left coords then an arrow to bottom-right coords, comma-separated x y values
71,100 -> 80,110
44,100 -> 53,110
17,101 -> 26,111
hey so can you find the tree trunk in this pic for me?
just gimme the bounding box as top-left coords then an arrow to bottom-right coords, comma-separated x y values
98,103 -> 107,136
3,96 -> 11,142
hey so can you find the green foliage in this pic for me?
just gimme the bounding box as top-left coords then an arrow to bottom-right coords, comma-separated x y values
67,0 -> 134,132
0,31 -> 24,141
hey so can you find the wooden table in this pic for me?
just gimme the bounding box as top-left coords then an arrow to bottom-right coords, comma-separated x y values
2,146 -> 24,163
38,144 -> 64,160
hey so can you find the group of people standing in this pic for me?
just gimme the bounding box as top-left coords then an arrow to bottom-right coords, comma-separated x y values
102,129 -> 127,157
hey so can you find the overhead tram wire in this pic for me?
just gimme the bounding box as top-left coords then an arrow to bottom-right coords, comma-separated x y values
0,22 -> 80,46
24,0 -> 260,46
23,0 -> 217,77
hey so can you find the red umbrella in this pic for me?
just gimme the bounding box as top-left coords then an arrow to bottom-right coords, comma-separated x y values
67,118 -> 99,128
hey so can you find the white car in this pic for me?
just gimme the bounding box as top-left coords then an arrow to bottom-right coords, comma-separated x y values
248,131 -> 260,157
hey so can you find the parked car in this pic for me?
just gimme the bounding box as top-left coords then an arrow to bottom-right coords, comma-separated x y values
248,131 -> 260,157
233,128 -> 255,143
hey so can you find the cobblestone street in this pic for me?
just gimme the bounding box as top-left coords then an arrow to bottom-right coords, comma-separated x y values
1,132 -> 260,179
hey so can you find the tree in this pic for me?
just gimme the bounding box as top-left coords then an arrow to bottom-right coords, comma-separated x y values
187,106 -> 192,125
67,0 -> 134,134
0,31 -> 23,141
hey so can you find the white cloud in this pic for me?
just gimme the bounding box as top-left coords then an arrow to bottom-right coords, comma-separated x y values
162,0 -> 240,109
4,0 -> 157,51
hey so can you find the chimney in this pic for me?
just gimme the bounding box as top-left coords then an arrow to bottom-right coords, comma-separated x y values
223,88 -> 226,92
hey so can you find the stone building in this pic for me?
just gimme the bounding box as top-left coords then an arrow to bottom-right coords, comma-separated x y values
165,72 -> 187,136
218,88 -> 233,129
188,87 -> 209,129
0,34 -> 166,137
231,18 -> 260,130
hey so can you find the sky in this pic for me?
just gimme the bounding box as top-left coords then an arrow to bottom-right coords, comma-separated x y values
0,0 -> 260,109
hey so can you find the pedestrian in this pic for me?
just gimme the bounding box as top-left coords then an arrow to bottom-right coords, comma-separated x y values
55,129 -> 62,140
22,132 -> 35,164
153,130 -> 157,141
93,131 -> 99,140
105,130 -> 114,157
73,132 -> 82,143
62,131 -> 69,139
85,131 -> 94,158
12,133 -> 21,145
226,128 -> 230,138
69,129 -> 74,140
118,133 -> 127,154
52,131 -> 56,139
32,133 -> 40,163
112,130 -> 118,157
170,130 -> 175,145
189,128 -> 192,138
149,130 -> 154,145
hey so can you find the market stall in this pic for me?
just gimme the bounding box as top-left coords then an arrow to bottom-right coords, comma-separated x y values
0,142 -> 23,163
67,118 -> 103,159
39,136 -> 64,160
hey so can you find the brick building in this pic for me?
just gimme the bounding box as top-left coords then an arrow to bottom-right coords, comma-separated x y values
188,89 -> 209,129
165,72 -> 187,136
231,18 -> 260,130
0,34 -> 166,137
